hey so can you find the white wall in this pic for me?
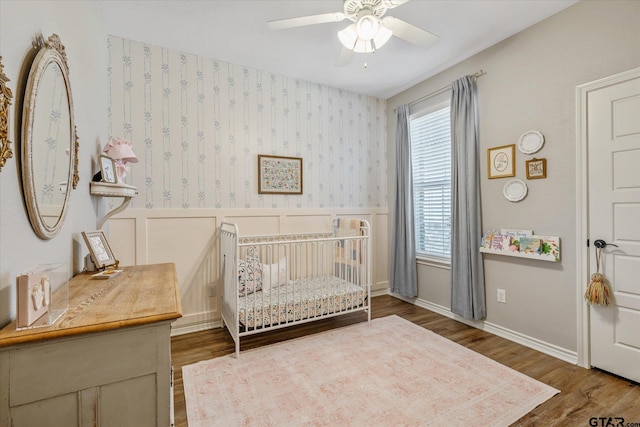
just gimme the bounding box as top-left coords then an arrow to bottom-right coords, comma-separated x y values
387,0 -> 640,354
0,1 -> 109,326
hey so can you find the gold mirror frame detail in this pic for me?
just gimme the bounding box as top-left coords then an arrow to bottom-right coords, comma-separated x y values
22,34 -> 77,240
73,125 -> 79,189
0,56 -> 13,171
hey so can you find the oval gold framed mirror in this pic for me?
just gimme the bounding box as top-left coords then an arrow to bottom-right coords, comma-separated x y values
22,34 -> 76,240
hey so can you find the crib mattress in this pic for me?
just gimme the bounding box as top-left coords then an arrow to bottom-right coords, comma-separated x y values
239,275 -> 367,329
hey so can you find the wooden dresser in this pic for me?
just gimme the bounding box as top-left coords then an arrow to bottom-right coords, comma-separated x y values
0,263 -> 182,427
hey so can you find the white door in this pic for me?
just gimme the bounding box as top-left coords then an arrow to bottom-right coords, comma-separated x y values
587,69 -> 640,383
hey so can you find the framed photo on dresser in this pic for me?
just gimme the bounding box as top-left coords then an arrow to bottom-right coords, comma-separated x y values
82,231 -> 118,270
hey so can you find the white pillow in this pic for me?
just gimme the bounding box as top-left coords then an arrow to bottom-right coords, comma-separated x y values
261,257 -> 289,291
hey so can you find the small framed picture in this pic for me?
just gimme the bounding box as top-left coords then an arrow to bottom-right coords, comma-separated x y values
258,154 -> 303,194
100,155 -> 117,183
526,158 -> 547,179
81,231 -> 118,270
487,144 -> 515,179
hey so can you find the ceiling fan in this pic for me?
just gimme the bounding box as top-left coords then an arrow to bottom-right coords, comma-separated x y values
267,0 -> 440,66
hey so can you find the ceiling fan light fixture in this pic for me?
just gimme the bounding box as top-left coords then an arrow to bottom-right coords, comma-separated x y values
356,15 -> 379,40
353,38 -> 375,53
338,24 -> 358,49
373,23 -> 393,48
339,19 -> 392,53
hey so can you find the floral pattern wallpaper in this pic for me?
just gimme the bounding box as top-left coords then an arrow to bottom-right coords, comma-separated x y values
108,36 -> 387,209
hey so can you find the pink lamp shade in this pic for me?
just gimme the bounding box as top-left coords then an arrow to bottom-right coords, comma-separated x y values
103,137 -> 138,163
103,137 -> 138,180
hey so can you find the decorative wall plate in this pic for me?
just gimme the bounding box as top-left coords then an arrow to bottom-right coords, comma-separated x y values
517,130 -> 544,154
503,179 -> 528,202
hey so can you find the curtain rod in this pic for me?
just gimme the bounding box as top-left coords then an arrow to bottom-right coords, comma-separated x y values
394,69 -> 485,112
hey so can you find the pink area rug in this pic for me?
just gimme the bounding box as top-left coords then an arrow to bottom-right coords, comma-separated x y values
182,315 -> 558,426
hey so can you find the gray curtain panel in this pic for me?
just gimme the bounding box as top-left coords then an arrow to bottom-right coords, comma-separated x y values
390,104 -> 418,298
450,76 -> 486,320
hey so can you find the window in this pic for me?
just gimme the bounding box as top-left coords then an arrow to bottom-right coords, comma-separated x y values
410,103 -> 451,261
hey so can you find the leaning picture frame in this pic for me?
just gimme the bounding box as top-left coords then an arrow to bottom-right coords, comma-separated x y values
487,144 -> 516,179
81,231 -> 118,270
526,158 -> 547,179
258,154 -> 303,195
99,155 -> 117,183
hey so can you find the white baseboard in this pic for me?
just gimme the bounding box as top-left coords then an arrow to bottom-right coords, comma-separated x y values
171,320 -> 222,337
390,292 -> 578,365
371,288 -> 389,298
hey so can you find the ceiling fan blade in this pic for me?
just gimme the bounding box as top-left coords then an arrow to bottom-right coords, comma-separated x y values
382,16 -> 440,49
268,12 -> 346,30
336,46 -> 355,67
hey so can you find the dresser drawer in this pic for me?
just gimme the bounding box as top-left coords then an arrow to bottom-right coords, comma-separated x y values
9,325 -> 161,407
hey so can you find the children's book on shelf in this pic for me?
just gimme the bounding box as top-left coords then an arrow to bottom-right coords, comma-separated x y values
532,235 -> 560,260
519,237 -> 542,254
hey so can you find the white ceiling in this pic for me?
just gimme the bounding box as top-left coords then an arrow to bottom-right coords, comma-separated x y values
95,0 -> 578,99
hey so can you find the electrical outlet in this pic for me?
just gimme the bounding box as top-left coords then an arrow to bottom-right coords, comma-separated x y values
497,289 -> 506,303
207,284 -> 216,297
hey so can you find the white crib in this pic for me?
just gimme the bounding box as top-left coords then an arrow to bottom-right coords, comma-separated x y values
219,218 -> 371,357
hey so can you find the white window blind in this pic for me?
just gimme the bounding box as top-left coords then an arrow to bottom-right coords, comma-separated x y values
410,106 -> 451,260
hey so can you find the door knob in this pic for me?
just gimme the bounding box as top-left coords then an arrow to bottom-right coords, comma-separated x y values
593,239 -> 619,249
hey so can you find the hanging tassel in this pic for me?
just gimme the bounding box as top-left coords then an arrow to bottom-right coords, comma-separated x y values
584,272 -> 611,306
584,247 -> 612,306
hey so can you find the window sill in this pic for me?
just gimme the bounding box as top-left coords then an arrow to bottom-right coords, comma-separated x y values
416,256 -> 451,270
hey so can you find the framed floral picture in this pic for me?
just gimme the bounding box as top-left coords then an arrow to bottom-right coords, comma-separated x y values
258,154 -> 303,194
526,158 -> 547,179
487,144 -> 516,179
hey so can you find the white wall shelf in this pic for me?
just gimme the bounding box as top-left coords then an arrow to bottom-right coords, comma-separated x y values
90,182 -> 138,229
479,247 -> 559,262
480,229 -> 560,262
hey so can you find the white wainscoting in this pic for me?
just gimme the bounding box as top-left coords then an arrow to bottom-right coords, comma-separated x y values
108,208 -> 389,335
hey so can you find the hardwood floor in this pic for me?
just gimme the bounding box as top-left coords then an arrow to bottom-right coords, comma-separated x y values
171,295 -> 640,426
